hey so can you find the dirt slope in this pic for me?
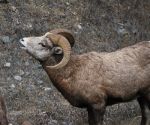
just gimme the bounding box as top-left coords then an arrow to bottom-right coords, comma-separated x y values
0,0 -> 150,125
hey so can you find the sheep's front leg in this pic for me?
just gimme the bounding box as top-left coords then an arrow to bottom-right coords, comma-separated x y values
87,107 -> 105,125
137,97 -> 150,125
87,103 -> 105,125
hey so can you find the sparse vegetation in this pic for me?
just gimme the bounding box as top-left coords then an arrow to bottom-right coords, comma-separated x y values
0,0 -> 150,125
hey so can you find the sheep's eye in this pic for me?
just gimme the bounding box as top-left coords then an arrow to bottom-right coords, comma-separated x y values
39,43 -> 46,47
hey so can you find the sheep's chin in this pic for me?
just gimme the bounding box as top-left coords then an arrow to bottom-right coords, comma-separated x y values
21,47 -> 27,50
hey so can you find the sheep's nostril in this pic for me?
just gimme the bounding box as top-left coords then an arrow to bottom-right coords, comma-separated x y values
20,38 -> 24,42
19,38 -> 26,47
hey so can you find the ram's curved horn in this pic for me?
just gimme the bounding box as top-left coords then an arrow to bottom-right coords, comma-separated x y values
50,29 -> 75,47
46,33 -> 71,69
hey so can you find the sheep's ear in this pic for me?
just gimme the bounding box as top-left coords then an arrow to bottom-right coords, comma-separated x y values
52,47 -> 63,55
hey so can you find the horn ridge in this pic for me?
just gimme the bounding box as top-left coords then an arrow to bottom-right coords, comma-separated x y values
46,34 -> 71,69
50,29 -> 75,47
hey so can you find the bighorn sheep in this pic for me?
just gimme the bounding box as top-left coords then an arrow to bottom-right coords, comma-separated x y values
19,29 -> 150,125
0,96 -> 8,125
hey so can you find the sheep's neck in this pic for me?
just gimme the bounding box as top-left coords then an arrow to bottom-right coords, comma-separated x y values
41,54 -> 78,102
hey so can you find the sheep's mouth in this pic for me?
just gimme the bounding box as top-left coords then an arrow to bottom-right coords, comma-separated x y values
20,44 -> 27,50
19,39 -> 27,50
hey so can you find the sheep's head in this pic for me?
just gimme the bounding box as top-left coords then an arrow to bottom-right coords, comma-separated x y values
20,29 -> 75,69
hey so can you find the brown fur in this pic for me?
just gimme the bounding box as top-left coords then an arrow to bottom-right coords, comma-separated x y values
0,96 -> 8,125
22,121 -> 32,125
41,41 -> 150,125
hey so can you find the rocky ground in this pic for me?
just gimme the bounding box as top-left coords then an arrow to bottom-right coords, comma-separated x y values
0,0 -> 150,125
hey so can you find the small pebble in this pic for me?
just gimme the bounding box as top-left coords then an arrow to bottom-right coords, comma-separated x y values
4,62 -> 11,67
11,6 -> 17,12
66,2 -> 70,5
77,24 -> 82,30
19,70 -> 25,75
62,122 -> 68,125
51,120 -> 58,124
10,84 -> 15,88
25,72 -> 30,76
37,80 -> 43,84
42,111 -> 46,114
44,87 -> 52,91
7,77 -> 11,81
25,62 -> 29,66
14,75 -> 22,81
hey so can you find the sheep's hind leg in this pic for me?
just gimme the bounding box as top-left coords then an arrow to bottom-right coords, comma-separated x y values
145,93 -> 150,109
137,97 -> 150,125
87,106 -> 105,125
145,94 -> 150,125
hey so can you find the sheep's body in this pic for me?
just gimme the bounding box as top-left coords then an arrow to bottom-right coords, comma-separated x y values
20,29 -> 150,125
44,41 -> 150,107
43,41 -> 150,125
